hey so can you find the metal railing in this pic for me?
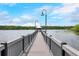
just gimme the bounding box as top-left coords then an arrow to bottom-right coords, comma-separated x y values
1,30 -> 79,56
41,31 -> 79,56
0,30 -> 37,56
0,45 -> 4,56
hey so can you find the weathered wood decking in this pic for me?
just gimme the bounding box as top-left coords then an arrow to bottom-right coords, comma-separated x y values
27,32 -> 51,56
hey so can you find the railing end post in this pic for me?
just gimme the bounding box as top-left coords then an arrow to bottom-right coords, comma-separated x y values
1,42 -> 8,56
61,42 -> 67,56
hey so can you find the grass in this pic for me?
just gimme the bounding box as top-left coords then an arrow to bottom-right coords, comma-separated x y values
70,24 -> 79,35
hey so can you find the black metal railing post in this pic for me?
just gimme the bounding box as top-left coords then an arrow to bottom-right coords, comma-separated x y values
49,35 -> 52,50
29,35 -> 31,43
28,35 -> 30,44
46,35 -> 47,43
49,39 -> 51,50
1,42 -> 8,56
61,42 -> 67,56
28,35 -> 29,44
22,36 -> 25,52
30,35 -> 32,42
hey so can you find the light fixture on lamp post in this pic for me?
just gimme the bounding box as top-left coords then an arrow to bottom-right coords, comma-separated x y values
41,9 -> 47,42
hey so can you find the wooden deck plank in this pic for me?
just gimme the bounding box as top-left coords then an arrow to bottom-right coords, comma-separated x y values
27,32 -> 51,56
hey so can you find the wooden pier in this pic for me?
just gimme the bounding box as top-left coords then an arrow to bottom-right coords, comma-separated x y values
27,32 -> 51,56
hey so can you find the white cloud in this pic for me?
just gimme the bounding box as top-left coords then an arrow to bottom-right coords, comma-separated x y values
12,18 -> 22,23
51,3 -> 79,15
2,14 -> 37,26
37,5 -> 52,10
35,5 -> 53,13
8,3 -> 16,7
22,23 -> 35,26
24,6 -> 28,9
64,3 -> 79,8
22,22 -> 41,27
62,3 -> 79,21
19,14 -> 38,23
0,11 -> 11,21
0,11 -> 8,16
1,3 -> 79,26
53,6 -> 75,14
0,11 -> 8,15
51,4 -> 75,15
1,3 -> 16,7
20,14 -> 34,20
49,3 -> 79,24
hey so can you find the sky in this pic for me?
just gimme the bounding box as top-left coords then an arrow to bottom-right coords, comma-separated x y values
0,3 -> 79,26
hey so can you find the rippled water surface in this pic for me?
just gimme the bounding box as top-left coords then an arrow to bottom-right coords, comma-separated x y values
0,30 -> 34,43
0,30 -> 79,50
47,30 -> 79,50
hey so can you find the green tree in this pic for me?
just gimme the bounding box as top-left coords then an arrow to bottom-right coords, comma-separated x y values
71,24 -> 79,32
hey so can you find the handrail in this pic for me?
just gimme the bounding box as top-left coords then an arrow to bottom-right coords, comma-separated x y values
41,30 -> 79,56
62,45 -> 79,56
0,30 -> 37,56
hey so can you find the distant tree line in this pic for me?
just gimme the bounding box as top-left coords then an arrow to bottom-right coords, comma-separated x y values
0,26 -> 35,30
0,25 -> 74,30
0,26 -> 73,30
41,26 -> 73,30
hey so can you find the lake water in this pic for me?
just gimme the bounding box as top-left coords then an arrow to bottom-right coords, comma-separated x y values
0,30 -> 79,51
47,30 -> 79,50
0,30 -> 34,43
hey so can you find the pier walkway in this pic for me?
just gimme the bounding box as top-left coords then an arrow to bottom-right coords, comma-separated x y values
0,30 -> 79,56
27,32 -> 51,56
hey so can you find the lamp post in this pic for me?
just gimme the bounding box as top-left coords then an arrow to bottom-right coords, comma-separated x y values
41,9 -> 47,42
35,20 -> 37,28
41,9 -> 47,34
